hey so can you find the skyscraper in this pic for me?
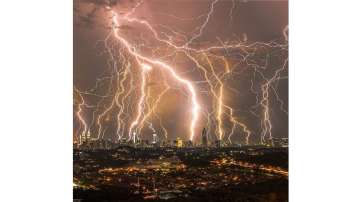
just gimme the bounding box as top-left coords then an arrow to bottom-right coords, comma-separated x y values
86,130 -> 91,141
132,132 -> 137,144
201,128 -> 208,147
80,130 -> 89,144
175,137 -> 183,148
152,133 -> 158,144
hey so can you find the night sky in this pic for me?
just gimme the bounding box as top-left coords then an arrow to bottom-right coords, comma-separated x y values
74,0 -> 288,144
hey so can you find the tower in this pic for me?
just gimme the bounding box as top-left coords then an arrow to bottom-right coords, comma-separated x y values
152,133 -> 158,144
80,130 -> 87,144
86,130 -> 91,141
175,137 -> 183,148
132,132 -> 137,144
201,128 -> 208,147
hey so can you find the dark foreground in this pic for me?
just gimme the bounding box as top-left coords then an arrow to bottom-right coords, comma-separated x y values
74,146 -> 288,202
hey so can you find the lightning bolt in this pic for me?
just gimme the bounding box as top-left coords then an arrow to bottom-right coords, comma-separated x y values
128,63 -> 151,141
74,88 -> 89,144
74,1 -> 288,145
110,10 -> 201,141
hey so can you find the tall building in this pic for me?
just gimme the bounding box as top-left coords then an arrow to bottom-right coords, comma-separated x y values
86,130 -> 91,141
80,131 -> 84,144
201,128 -> 208,147
80,130 -> 89,144
132,132 -> 137,144
152,133 -> 158,144
214,139 -> 221,148
175,137 -> 183,148
120,137 -> 127,144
